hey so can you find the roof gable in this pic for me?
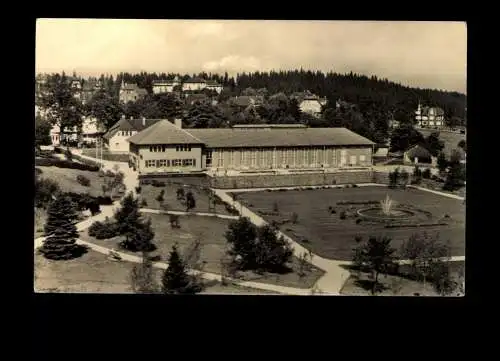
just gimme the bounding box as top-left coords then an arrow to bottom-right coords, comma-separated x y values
127,120 -> 204,145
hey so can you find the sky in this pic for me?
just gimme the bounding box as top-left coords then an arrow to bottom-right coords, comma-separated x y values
36,19 -> 467,93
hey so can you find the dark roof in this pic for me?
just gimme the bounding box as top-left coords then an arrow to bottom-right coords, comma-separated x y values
232,124 -> 307,129
404,145 -> 432,160
188,127 -> 375,148
184,77 -> 206,84
127,120 -> 204,145
103,118 -> 163,140
206,80 -> 222,86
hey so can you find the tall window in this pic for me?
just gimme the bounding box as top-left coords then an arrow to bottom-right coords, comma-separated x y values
260,148 -> 265,167
250,150 -> 257,167
206,150 -> 212,166
311,147 -> 317,165
145,160 -> 155,167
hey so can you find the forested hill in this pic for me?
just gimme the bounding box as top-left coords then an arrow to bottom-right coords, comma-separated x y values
234,70 -> 466,122
115,69 -> 466,122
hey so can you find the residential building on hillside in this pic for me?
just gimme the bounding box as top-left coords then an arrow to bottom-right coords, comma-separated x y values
205,80 -> 224,94
102,116 -> 182,152
152,76 -> 181,94
49,117 -> 106,147
182,77 -> 207,91
415,103 -> 445,128
127,122 -> 375,175
230,95 -> 265,110
299,96 -> 324,117
403,144 -> 435,165
119,81 -> 148,103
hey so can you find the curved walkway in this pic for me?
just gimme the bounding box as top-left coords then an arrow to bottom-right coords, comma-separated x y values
36,153 -> 465,295
140,208 -> 239,220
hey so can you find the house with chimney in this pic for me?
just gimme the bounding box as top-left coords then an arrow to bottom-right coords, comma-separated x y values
152,76 -> 181,94
103,116 -> 182,152
119,81 -> 148,103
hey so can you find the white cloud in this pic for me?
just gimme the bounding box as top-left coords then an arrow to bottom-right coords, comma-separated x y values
202,55 -> 263,72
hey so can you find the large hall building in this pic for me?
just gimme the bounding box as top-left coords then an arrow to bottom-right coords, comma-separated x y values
125,120 -> 375,175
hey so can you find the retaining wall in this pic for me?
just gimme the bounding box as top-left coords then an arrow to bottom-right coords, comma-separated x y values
138,170 -> 393,189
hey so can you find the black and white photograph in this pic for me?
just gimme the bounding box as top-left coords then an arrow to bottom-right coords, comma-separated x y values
34,19 -> 466,296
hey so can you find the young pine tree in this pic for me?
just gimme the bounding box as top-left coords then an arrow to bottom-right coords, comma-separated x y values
161,244 -> 202,295
40,195 -> 87,260
114,192 -> 142,248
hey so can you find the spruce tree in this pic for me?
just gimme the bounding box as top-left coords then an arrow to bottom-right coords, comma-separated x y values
162,244 -> 202,294
40,195 -> 86,260
114,192 -> 142,248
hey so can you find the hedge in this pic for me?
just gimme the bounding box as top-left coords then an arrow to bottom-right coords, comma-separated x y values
35,157 -> 99,172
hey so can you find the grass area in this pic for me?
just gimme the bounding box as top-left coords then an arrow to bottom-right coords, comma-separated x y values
419,129 -> 466,158
340,260 -> 465,296
34,208 -> 47,239
34,249 -> 281,294
138,184 -> 232,215
235,186 -> 465,261
81,148 -> 129,162
36,165 -> 115,197
79,213 -> 324,289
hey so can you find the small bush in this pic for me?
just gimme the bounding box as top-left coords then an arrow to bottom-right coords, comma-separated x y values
98,170 -> 106,177
356,218 -> 362,224
88,220 -> 119,239
351,184 -> 358,188
339,211 -> 347,220
76,174 -> 91,187
291,212 -> 299,224
272,201 -> 279,213
331,209 -> 337,214
34,158 -> 99,172
152,180 -> 166,187
135,186 -> 142,194
141,199 -> 148,207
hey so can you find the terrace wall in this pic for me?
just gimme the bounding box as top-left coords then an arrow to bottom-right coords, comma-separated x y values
138,170 -> 393,189
208,170 -> 375,189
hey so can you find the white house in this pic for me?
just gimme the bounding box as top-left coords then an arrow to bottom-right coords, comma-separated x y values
182,77 -> 207,91
415,103 -> 445,128
152,76 -> 181,94
299,97 -> 324,117
103,116 -> 181,153
205,80 -> 224,94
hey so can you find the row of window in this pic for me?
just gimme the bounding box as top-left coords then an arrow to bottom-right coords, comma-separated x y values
120,130 -> 134,137
145,159 -> 197,168
149,145 -> 193,152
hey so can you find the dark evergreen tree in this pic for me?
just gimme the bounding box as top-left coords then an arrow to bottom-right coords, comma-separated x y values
185,191 -> 196,211
225,217 -> 258,270
35,113 -> 52,149
114,192 -> 142,249
424,132 -> 445,157
254,224 -> 293,273
437,152 -> 448,172
161,244 -> 202,294
40,195 -> 87,260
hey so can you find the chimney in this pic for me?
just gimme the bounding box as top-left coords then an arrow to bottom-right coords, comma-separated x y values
174,118 -> 182,128
142,117 -> 146,126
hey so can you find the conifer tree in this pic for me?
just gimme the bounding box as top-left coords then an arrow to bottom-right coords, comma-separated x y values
114,192 -> 141,245
40,195 -> 87,260
161,244 -> 202,294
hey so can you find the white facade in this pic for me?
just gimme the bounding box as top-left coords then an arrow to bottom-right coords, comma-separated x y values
182,81 -> 206,91
300,99 -> 323,116
108,130 -> 139,152
415,104 -> 445,127
206,84 -> 224,94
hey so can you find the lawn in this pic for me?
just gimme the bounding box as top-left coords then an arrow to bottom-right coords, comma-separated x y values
340,260 -> 465,296
36,165 -> 115,197
138,184 -> 233,216
79,213 -> 324,289
34,208 -> 47,239
419,129 -> 465,158
81,148 -> 129,163
34,250 -> 281,294
234,186 -> 465,261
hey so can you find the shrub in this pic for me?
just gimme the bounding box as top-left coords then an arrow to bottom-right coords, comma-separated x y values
88,220 -> 119,239
152,180 -> 166,187
135,186 -> 142,194
34,158 -> 99,172
96,195 -> 113,205
98,170 -> 106,177
330,209 -> 337,214
339,211 -> 346,220
356,218 -> 362,224
176,187 -> 185,199
141,199 -> 148,207
272,201 -> 279,213
105,170 -> 115,177
76,174 -> 91,187
291,212 -> 299,224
